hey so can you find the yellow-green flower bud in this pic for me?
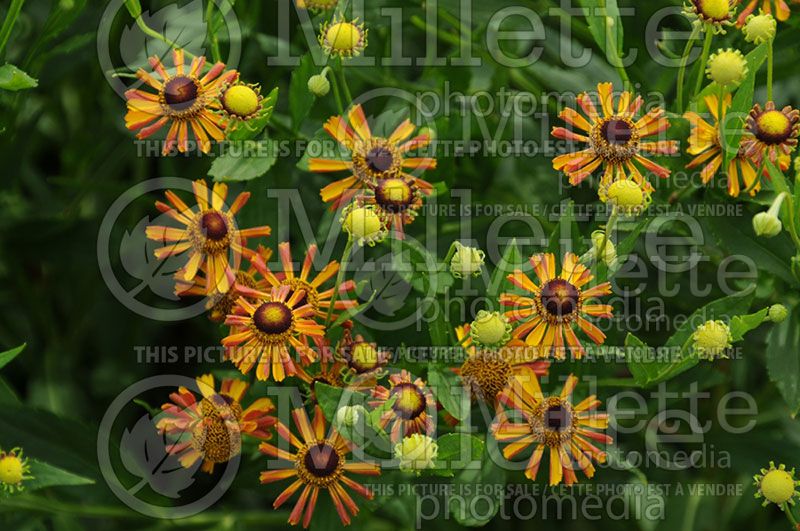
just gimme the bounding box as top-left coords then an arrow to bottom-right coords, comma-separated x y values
768,304 -> 789,324
342,204 -> 387,246
692,320 -> 732,360
308,68 -> 331,97
469,310 -> 511,348
394,434 -> 438,474
590,230 -> 617,267
743,13 -> 776,44
450,242 -> 485,279
753,192 -> 786,238
706,48 -> 748,88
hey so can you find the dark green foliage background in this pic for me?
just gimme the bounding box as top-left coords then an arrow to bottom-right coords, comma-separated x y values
1,0 -> 800,529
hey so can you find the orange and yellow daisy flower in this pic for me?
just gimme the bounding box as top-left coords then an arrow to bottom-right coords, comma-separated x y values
221,285 -> 325,382
500,253 -> 613,359
737,0 -> 800,25
248,241 -> 358,322
551,82 -> 678,190
370,370 -> 436,441
124,49 -> 238,154
259,405 -> 380,528
175,245 -> 273,322
146,179 -> 271,296
352,177 -> 424,239
454,324 -> 550,405
308,105 -> 436,208
295,352 -> 347,403
684,94 -> 765,197
156,374 -> 277,474
742,102 -> 800,170
492,370 -> 612,486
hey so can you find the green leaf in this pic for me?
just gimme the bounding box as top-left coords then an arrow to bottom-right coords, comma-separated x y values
721,43 -> 769,169
289,54 -> 318,130
729,308 -> 769,341
209,137 -> 276,182
625,288 -> 756,386
707,214 -> 796,285
0,343 -> 25,371
449,450 -> 504,526
21,459 -> 94,493
390,238 -> 449,296
487,238 -> 522,311
547,200 -> 581,255
766,308 -> 800,415
314,383 -> 368,422
0,64 -> 37,91
427,365 -> 469,421
434,433 -> 484,477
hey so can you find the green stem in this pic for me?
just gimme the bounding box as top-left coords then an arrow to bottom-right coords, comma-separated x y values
135,16 -> 196,59
677,25 -> 701,112
205,0 -> 222,63
328,65 -> 344,114
692,28 -> 713,99
325,237 -> 354,327
0,0 -> 25,58
599,0 -> 631,91
598,210 -> 618,269
337,60 -> 353,105
767,39 -> 774,102
783,502 -> 799,527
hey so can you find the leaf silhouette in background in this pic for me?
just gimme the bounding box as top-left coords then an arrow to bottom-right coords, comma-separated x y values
119,0 -> 207,74
354,254 -> 412,317
119,413 -> 198,499
119,215 -> 187,301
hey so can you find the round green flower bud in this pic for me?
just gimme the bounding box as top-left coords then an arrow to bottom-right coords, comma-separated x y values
341,204 -> 387,246
335,405 -> 366,429
394,434 -> 438,474
469,310 -> 511,348
768,304 -> 789,324
743,13 -> 776,44
752,212 -> 782,237
308,72 -> 331,97
706,48 -> 748,88
590,230 -> 617,267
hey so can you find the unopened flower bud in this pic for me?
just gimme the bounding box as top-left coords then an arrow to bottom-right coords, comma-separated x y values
308,68 -> 331,97
768,304 -> 789,324
394,434 -> 438,474
450,242 -> 485,279
753,192 -> 786,238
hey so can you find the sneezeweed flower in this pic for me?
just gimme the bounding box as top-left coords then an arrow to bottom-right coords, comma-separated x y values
174,245 -> 272,322
218,82 -> 270,129
692,320 -> 733,359
319,15 -> 368,58
501,253 -> 613,359
354,177 -> 424,239
551,82 -> 678,189
743,102 -> 800,168
341,203 -> 388,246
156,374 -> 277,473
308,105 -> 435,208
492,370 -> 612,486
738,0 -> 799,26
248,242 -> 357,323
259,405 -> 380,528
684,0 -> 735,32
768,304 -> 790,323
753,192 -> 787,237
222,285 -> 325,382
336,329 -> 390,386
125,49 -> 238,154
146,180 -> 271,295
0,448 -> 33,494
598,178 -> 652,215
685,94 -> 765,196
371,370 -> 436,441
469,310 -> 513,349
754,462 -> 800,507
706,49 -> 748,88
455,324 -> 550,405
743,12 -> 777,43
449,242 -> 486,279
394,434 -> 439,474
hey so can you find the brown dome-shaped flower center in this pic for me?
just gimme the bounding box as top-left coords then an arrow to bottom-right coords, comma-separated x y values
601,119 -> 633,145
163,75 -> 199,111
544,404 -> 571,431
540,279 -> 580,318
303,443 -> 340,477
201,211 -> 228,241
253,302 -> 293,334
391,382 -> 426,420
366,146 -> 394,173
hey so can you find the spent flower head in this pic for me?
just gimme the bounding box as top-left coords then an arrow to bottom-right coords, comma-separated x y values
692,320 -> 732,359
706,49 -> 748,88
394,434 -> 438,474
469,310 -> 512,348
450,242 -> 486,279
743,12 -> 777,43
342,204 -> 388,246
